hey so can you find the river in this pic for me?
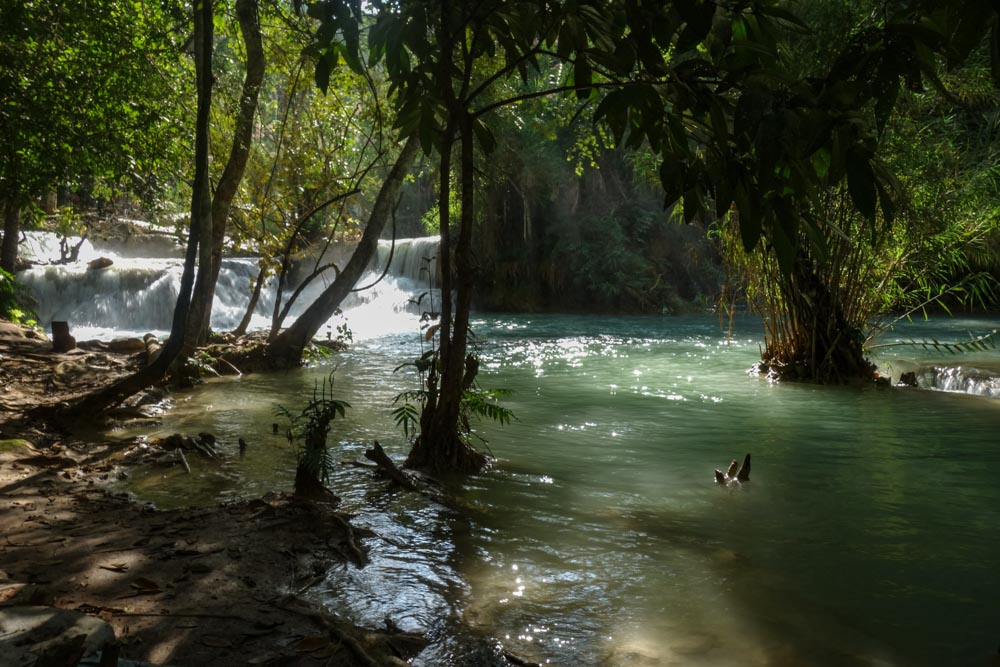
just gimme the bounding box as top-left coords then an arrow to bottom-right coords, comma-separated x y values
20,232 -> 1000,665
119,312 -> 1000,666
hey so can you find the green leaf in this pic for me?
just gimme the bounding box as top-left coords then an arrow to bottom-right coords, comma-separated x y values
659,158 -> 684,206
314,53 -> 331,94
472,117 -> 497,154
574,55 -> 592,100
735,182 -> 761,251
846,151 -> 877,221
811,147 -> 831,179
593,89 -> 628,145
675,0 -> 716,52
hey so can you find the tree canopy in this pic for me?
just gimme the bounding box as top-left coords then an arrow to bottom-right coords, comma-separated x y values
0,0 -> 189,271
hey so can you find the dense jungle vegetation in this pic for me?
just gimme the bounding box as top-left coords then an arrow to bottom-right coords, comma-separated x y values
2,0 -> 999,470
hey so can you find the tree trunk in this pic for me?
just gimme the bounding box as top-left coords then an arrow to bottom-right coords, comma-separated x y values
294,462 -> 339,501
266,135 -> 419,366
232,262 -> 267,336
59,0 -> 214,417
405,111 -> 486,475
187,0 -> 264,347
1,194 -> 20,274
762,255 -> 874,383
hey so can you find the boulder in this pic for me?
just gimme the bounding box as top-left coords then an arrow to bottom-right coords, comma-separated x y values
87,256 -> 113,270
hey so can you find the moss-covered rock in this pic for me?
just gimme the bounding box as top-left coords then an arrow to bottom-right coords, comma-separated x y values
0,438 -> 34,452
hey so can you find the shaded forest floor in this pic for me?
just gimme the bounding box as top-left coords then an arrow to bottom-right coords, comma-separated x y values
0,322 -> 426,666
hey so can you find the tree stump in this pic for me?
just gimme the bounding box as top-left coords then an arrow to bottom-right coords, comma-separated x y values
51,321 -> 76,353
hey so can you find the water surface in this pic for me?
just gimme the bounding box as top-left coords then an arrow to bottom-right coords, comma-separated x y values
121,313 -> 1000,666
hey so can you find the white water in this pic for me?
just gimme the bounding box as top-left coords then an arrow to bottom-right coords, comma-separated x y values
17,231 -> 436,341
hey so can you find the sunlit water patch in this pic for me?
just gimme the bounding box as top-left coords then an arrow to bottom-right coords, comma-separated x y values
117,313 -> 1000,665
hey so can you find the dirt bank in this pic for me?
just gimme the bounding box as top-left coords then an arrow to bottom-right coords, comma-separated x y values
0,322 -> 427,666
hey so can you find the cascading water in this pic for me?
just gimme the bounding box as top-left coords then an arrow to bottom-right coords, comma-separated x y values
17,231 -> 442,342
372,235 -> 441,287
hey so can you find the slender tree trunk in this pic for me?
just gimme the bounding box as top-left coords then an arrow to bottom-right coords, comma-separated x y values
266,135 -> 419,366
1,194 -> 20,274
187,0 -> 264,346
405,111 -> 486,474
60,0 -> 214,417
232,262 -> 267,336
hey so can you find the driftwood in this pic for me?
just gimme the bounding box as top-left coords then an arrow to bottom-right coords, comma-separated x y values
190,437 -> 219,460
715,453 -> 750,485
143,334 -> 161,365
176,448 -> 192,474
364,441 -> 418,491
216,356 -> 242,375
327,512 -> 368,568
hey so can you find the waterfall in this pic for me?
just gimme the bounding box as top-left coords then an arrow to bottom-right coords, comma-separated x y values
920,364 -> 1000,398
373,236 -> 440,288
16,231 -> 439,341
18,255 -> 266,336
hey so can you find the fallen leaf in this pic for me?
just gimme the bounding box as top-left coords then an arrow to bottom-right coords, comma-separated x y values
99,563 -> 129,573
130,577 -> 161,594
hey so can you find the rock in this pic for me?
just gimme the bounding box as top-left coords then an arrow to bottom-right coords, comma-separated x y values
897,371 -> 918,387
0,321 -> 45,340
87,256 -> 114,270
106,337 -> 146,353
0,605 -> 115,666
0,439 -> 35,455
135,387 -> 170,406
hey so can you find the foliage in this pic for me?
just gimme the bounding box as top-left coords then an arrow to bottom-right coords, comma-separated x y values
274,372 -> 350,495
390,260 -> 514,449
719,98 -> 999,382
590,0 -> 999,274
0,269 -> 37,326
226,0 -> 399,338
869,329 -> 1000,355
418,187 -> 460,235
0,0 -> 189,209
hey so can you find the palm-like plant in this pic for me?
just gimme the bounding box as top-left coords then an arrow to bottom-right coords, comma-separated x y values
275,371 -> 350,500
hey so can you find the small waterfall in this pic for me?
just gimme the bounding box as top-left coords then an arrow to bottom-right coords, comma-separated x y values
374,236 -> 440,288
20,228 -> 182,263
18,256 -> 264,336
920,364 -> 1000,398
